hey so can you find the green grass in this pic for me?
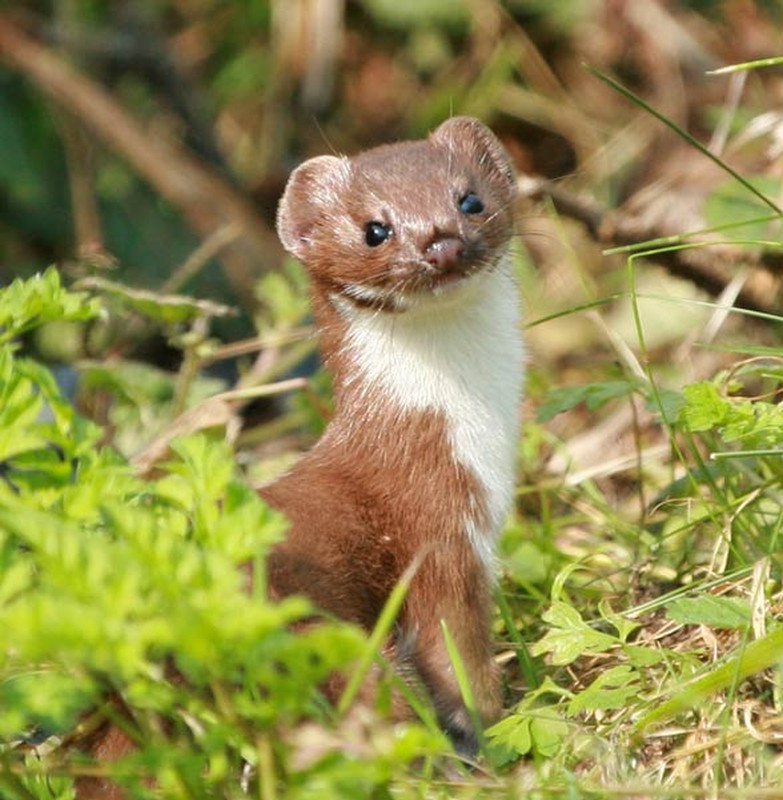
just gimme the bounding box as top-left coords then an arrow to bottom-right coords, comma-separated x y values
1,229 -> 782,799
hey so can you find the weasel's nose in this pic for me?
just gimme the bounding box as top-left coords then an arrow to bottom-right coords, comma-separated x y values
424,237 -> 465,272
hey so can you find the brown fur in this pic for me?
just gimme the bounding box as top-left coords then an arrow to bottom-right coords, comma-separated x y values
262,399 -> 499,736
74,720 -> 138,800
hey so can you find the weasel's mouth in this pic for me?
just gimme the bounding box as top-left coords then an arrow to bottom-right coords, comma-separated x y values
428,266 -> 475,290
337,262 -> 484,313
407,260 -> 484,298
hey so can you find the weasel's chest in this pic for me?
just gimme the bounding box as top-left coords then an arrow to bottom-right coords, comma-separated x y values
335,268 -> 524,572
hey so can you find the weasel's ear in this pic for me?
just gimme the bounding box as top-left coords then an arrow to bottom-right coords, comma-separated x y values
276,155 -> 349,260
431,116 -> 515,191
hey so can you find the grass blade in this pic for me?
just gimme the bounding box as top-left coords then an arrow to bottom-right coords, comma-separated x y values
633,625 -> 783,736
584,64 -> 782,215
495,589 -> 539,689
336,551 -> 422,715
440,619 -> 486,756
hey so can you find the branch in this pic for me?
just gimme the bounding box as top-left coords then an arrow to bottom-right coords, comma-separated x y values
37,9 -> 233,177
518,175 -> 782,317
0,14 -> 281,306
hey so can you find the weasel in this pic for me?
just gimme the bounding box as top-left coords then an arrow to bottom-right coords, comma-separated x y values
262,116 -> 523,753
74,118 -> 522,798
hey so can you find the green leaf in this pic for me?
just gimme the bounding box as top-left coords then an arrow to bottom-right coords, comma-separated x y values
486,705 -> 568,764
502,538 -> 550,586
679,382 -> 729,432
666,596 -> 752,630
0,356 -> 48,462
703,176 -> 783,240
531,601 -> 619,665
537,379 -> 639,423
0,267 -> 99,344
0,560 -> 33,607
598,600 -> 640,643
645,386 -> 684,423
679,378 -> 783,451
529,709 -> 569,757
623,644 -> 668,668
567,665 -> 640,715
15,357 -> 103,457
0,669 -> 95,737
485,713 -> 533,762
254,258 -> 309,330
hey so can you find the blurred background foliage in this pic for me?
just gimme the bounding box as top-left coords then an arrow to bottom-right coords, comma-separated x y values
0,0 -> 781,473
1,0 -> 780,300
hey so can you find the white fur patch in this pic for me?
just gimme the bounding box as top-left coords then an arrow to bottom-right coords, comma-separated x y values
334,255 -> 524,575
341,281 -> 403,310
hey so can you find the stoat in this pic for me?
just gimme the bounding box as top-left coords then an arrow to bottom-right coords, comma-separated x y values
262,115 -> 524,753
74,119 -> 523,799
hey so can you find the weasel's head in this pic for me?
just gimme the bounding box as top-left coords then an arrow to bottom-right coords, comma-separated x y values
276,117 -> 516,313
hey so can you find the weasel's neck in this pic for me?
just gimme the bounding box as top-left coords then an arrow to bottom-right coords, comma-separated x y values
313,257 -> 524,572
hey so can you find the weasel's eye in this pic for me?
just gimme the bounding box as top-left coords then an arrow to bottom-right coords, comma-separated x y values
364,221 -> 391,247
458,192 -> 484,215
